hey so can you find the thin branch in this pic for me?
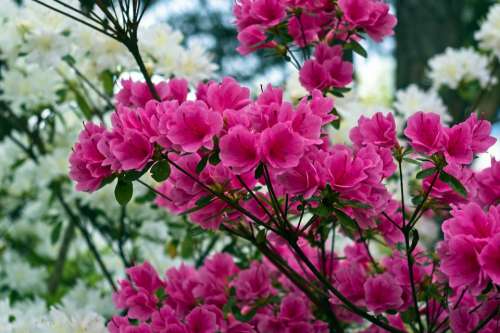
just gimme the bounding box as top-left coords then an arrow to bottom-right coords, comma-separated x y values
32,0 -> 118,40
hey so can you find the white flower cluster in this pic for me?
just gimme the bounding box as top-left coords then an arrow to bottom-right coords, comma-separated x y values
394,84 -> 450,123
428,47 -> 492,89
476,3 -> 500,59
1,299 -> 107,333
0,1 -> 217,115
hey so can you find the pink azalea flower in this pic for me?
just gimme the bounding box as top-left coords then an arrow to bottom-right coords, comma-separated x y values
324,56 -> 354,88
277,158 -> 321,198
332,262 -> 366,305
350,112 -> 397,148
186,306 -> 218,333
442,203 -> 498,241
110,129 -> 154,171
279,293 -> 311,321
165,264 -> 200,316
449,307 -> 479,333
404,112 -> 445,154
464,112 -> 497,154
189,199 -> 227,230
219,125 -> 260,174
438,235 -> 486,290
443,123 -> 473,165
202,253 -> 239,281
325,148 -> 367,190
260,123 -> 304,169
127,261 -> 164,294
339,0 -> 397,42
108,316 -> 129,333
206,77 -> 251,112
476,158 -> 500,205
69,122 -> 113,192
249,0 -> 286,27
234,262 -> 274,302
299,60 -> 330,91
165,78 -> 189,103
479,234 -> 500,285
237,24 -> 276,55
167,101 -> 223,152
287,13 -> 322,47
364,273 -> 403,313
308,90 -> 336,125
291,100 -> 323,145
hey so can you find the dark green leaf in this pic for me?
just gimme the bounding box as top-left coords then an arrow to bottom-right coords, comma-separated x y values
255,163 -> 264,179
416,167 -> 437,179
209,152 -> 221,165
345,40 -> 368,57
196,156 -> 208,174
99,70 -> 114,96
151,160 -> 171,182
115,180 -> 133,206
62,54 -> 76,66
195,195 -> 213,208
50,222 -> 63,244
439,171 -> 467,197
180,234 -> 194,258
256,229 -> 266,245
75,91 -> 93,120
122,162 -> 152,182
310,205 -> 330,217
409,229 -> 419,253
403,157 -> 421,166
338,199 -> 371,209
333,208 -> 358,237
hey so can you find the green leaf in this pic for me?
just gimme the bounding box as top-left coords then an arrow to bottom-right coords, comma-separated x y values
115,180 -> 133,206
338,199 -> 371,209
195,195 -> 213,208
62,54 -> 76,66
209,151 -> 221,165
50,222 -> 63,244
403,157 -> 421,166
75,91 -> 93,120
409,229 -> 419,253
416,167 -> 437,179
310,205 -> 330,217
196,156 -> 208,174
180,234 -> 194,258
255,163 -> 264,179
345,41 -> 368,57
122,162 -> 152,182
99,70 -> 114,96
256,229 -> 267,245
151,160 -> 171,182
439,171 -> 467,197
333,208 -> 358,237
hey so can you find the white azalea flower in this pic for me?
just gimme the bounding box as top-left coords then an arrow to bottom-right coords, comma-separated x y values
428,47 -> 492,89
394,84 -> 451,123
476,4 -> 500,59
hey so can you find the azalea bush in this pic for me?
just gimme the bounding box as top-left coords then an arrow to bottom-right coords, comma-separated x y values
2,0 -> 500,332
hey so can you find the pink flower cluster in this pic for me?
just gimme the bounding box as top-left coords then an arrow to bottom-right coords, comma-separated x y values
109,253 -> 328,333
404,112 -> 496,204
234,0 -> 396,54
69,75 -> 500,331
233,0 -> 396,93
439,203 -> 500,291
69,79 -> 189,192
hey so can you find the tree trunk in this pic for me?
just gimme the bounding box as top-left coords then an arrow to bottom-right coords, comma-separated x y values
394,0 -> 466,89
